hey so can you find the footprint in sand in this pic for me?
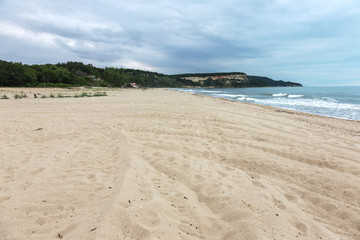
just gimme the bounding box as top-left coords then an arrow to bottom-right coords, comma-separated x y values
57,222 -> 79,238
20,181 -> 33,189
139,210 -> 161,228
30,167 -> 45,176
226,185 -> 234,190
191,174 -> 205,185
272,196 -> 287,210
152,152 -> 162,157
167,156 -> 176,162
252,180 -> 265,189
320,202 -> 337,212
224,166 -> 234,171
217,171 -> 228,178
336,209 -> 353,220
202,151 -> 210,158
0,196 -> 12,203
87,174 -> 97,182
284,193 -> 297,203
292,219 -> 308,235
202,184 -> 221,198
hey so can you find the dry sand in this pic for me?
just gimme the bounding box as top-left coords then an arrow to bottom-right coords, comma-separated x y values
0,88 -> 359,240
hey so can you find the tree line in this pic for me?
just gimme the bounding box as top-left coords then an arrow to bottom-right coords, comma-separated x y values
0,60 -> 182,88
0,60 -> 302,88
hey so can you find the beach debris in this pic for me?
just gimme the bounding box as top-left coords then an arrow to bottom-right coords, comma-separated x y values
241,200 -> 253,210
57,233 -> 63,239
90,227 -> 97,232
184,196 -> 188,200
34,128 -> 43,131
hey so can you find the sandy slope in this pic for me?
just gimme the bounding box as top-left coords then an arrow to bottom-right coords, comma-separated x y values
0,88 -> 359,240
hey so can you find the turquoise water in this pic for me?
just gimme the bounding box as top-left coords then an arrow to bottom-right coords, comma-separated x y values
176,86 -> 360,121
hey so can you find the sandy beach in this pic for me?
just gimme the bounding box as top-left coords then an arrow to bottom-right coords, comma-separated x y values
0,88 -> 359,240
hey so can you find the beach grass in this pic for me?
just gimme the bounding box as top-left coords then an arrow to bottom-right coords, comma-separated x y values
1,94 -> 9,99
14,93 -> 27,99
80,92 -> 89,97
2,89 -> 108,100
93,92 -> 107,97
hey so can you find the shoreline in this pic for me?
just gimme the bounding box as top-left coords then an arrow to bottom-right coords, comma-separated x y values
194,90 -> 360,123
172,87 -> 360,122
173,88 -> 360,129
1,88 -> 359,239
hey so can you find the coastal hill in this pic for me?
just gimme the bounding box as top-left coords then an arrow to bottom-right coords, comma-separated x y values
171,72 -> 302,88
0,60 -> 302,88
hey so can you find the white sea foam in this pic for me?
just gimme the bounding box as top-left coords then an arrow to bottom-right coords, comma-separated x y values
320,97 -> 337,102
199,90 -> 223,93
175,87 -> 360,120
272,93 -> 288,97
288,94 -> 304,98
213,93 -> 246,98
237,96 -> 247,101
253,97 -> 360,111
175,89 -> 195,93
243,96 -> 360,120
237,97 -> 256,102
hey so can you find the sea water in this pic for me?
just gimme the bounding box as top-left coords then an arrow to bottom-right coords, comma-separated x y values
176,86 -> 360,121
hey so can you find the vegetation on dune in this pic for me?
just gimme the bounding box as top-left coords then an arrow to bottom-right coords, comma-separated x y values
93,92 -> 107,97
14,93 -> 27,99
0,60 -> 302,88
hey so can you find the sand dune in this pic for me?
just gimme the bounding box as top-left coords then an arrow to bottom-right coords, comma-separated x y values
0,88 -> 359,239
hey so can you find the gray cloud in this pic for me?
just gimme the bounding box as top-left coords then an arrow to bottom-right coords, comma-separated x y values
1,0 -> 360,85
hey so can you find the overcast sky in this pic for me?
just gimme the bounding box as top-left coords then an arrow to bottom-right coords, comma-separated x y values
1,0 -> 360,86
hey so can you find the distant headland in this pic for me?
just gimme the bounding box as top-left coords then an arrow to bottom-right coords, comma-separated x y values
0,60 -> 302,88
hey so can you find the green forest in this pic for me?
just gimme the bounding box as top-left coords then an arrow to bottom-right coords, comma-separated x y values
0,60 -> 302,88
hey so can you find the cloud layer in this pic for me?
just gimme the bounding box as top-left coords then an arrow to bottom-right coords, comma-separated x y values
1,0 -> 360,85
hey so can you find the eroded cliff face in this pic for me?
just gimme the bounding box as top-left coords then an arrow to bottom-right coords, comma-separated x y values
177,73 -> 302,88
182,73 -> 248,83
